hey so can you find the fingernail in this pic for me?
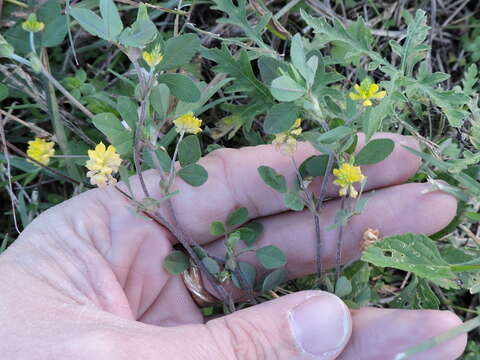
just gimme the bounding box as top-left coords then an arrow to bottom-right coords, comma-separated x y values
290,293 -> 351,359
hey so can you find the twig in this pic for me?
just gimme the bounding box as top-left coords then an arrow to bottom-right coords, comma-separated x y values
335,197 -> 346,280
2,141 -> 83,186
0,115 -> 21,234
0,109 -> 52,138
115,186 -> 234,312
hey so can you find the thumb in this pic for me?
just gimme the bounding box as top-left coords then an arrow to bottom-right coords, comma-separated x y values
165,290 -> 352,360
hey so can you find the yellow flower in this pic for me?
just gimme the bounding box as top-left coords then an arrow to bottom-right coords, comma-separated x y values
22,14 -> 45,33
333,162 -> 365,198
349,78 -> 386,107
27,138 -> 55,166
85,142 -> 122,187
174,112 -> 202,135
272,118 -> 302,155
142,44 -> 163,68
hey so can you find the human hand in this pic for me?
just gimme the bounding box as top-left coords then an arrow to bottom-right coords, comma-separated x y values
0,133 -> 467,359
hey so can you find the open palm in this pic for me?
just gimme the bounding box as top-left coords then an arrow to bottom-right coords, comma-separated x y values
0,133 -> 466,359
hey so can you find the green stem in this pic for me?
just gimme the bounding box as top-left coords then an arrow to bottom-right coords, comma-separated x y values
450,264 -> 480,272
167,131 -> 184,190
40,68 -> 94,119
42,54 -> 81,181
394,316 -> 480,359
29,32 -> 37,55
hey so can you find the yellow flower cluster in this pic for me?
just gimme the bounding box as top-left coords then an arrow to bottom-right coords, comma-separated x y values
22,14 -> 45,33
27,138 -> 55,166
333,163 -> 365,198
174,112 -> 203,135
272,118 -> 302,155
142,44 -> 164,68
85,143 -> 122,187
349,79 -> 386,107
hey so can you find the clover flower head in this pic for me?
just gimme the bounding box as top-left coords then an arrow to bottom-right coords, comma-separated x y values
85,142 -> 122,187
349,78 -> 386,107
27,138 -> 55,166
142,44 -> 163,68
272,118 -> 303,155
22,14 -> 45,33
333,162 -> 365,198
174,112 -> 203,135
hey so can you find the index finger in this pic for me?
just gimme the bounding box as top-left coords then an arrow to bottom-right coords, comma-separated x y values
115,132 -> 421,245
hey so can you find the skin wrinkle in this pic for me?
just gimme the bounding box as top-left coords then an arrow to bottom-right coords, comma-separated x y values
46,219 -> 107,307
122,234 -> 148,318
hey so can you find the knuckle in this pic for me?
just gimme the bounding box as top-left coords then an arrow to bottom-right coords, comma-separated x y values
208,316 -> 278,360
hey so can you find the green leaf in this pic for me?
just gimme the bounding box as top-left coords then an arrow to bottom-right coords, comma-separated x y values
232,261 -> 257,290
361,233 -> 458,289
118,19 -> 157,47
227,207 -> 249,227
412,62 -> 470,127
240,222 -> 263,246
116,96 -> 138,130
210,221 -> 226,236
258,56 -> 289,86
270,76 -> 306,102
335,276 -> 353,298
150,84 -> 170,120
301,10 -> 393,73
92,113 -> 133,156
202,257 -> 220,275
398,9 -> 430,75
300,154 -> 330,177
291,33 -> 313,86
158,34 -> 201,70
41,15 -> 68,47
354,138 -> 395,165
70,7 -> 107,39
178,163 -> 208,186
256,245 -> 286,269
284,189 -> 304,211
303,126 -> 353,154
211,0 -> 269,49
403,146 -> 480,197
263,102 -> 298,134
157,74 -> 201,103
178,135 -> 201,167
100,0 -> 123,40
0,84 -> 9,102
262,267 -> 287,292
164,250 -> 189,275
0,34 -> 14,58
390,276 -> 439,310
142,147 -> 172,172
258,166 -> 287,193
202,45 -> 272,101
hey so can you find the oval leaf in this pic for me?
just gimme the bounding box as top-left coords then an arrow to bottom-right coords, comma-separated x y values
227,207 -> 249,227
270,75 -> 306,102
262,267 -> 287,292
263,102 -> 298,134
354,138 -> 395,165
158,74 -> 201,103
256,245 -> 287,269
178,163 -> 208,186
178,135 -> 201,166
210,221 -> 226,236
232,261 -> 257,290
164,250 -> 189,275
258,166 -> 287,193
